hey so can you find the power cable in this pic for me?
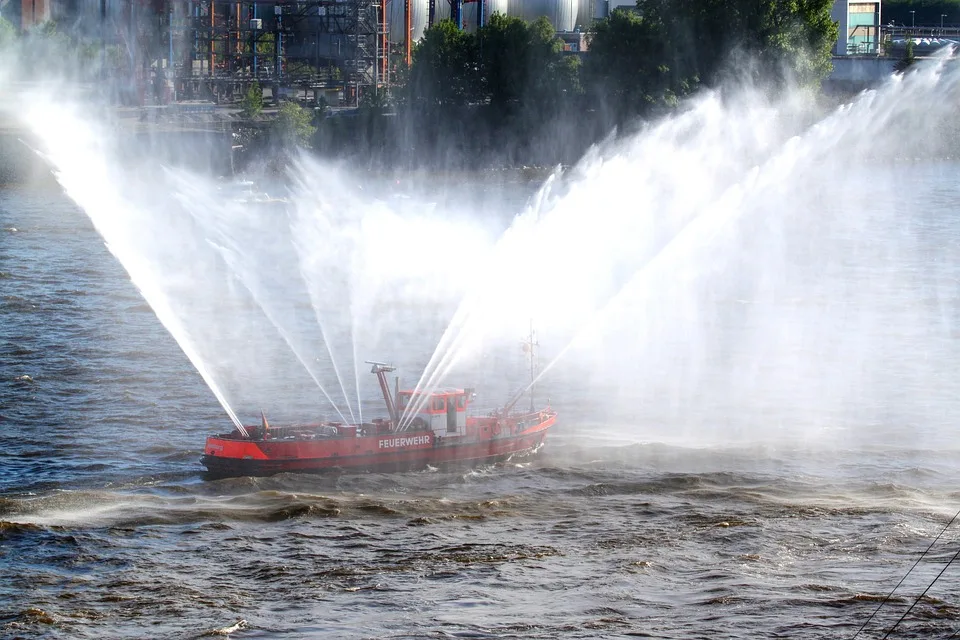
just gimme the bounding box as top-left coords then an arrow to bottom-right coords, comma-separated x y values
851,506 -> 960,639
881,543 -> 960,639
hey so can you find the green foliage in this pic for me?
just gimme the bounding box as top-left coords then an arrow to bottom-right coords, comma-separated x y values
3,20 -> 110,78
241,82 -> 264,119
408,20 -> 479,107
270,0 -> 838,167
478,14 -> 580,111
585,0 -> 838,122
315,94 -> 329,113
274,101 -> 316,147
881,34 -> 894,57
360,86 -> 390,112
285,61 -> 317,77
408,15 -> 579,116
638,0 -> 839,90
585,9 -> 686,117
0,17 -> 16,50
894,38 -> 916,72
246,31 -> 276,56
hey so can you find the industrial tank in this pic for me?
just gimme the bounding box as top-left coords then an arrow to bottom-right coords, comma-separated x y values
458,0 -> 509,30
387,0 -> 431,44
432,0 -> 452,22
575,0 -> 592,29
511,0 -> 576,32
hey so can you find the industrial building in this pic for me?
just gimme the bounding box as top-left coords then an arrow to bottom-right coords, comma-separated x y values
1,0 -> 597,108
7,0 -> 871,108
11,0 -> 51,30
832,0 -> 882,55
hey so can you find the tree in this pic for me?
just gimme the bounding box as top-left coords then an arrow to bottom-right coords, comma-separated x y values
0,17 -> 16,51
360,86 -> 390,112
273,101 -> 316,147
585,8 -> 688,120
241,82 -> 263,119
408,15 -> 579,114
894,38 -> 916,72
639,0 -> 839,90
286,61 -> 317,78
408,20 -> 479,107
526,16 -> 582,104
476,13 -> 532,108
478,14 -> 580,113
244,31 -> 276,56
11,21 -> 108,79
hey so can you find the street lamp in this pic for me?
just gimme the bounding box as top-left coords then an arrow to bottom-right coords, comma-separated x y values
942,14 -> 947,30
910,10 -> 915,28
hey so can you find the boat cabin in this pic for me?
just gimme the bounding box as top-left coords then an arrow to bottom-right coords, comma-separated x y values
396,388 -> 472,436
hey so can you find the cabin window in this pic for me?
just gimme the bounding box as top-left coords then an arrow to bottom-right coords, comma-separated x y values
456,395 -> 466,410
432,397 -> 446,412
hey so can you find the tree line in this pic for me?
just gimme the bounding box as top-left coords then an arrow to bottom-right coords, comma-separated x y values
2,0 -> 840,170
303,0 -> 839,168
406,0 -> 838,120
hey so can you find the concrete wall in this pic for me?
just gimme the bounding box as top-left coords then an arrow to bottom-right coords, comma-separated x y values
825,55 -> 896,93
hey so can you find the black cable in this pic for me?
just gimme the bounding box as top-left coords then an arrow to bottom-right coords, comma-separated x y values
881,542 -> 960,639
852,506 -> 960,639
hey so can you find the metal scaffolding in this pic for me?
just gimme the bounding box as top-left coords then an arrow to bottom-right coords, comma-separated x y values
165,0 -> 387,106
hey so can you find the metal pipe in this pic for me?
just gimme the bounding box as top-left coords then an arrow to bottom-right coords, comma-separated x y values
193,1 -> 198,72
210,0 -> 215,76
274,5 -> 281,81
99,0 -> 106,80
368,362 -> 399,426
381,0 -> 388,83
169,2 -> 175,101
168,3 -> 174,72
405,0 -> 412,65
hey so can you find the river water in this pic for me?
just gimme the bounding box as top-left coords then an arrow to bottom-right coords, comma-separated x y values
5,66 -> 960,638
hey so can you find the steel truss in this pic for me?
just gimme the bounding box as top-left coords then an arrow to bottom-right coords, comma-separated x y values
166,0 -> 386,105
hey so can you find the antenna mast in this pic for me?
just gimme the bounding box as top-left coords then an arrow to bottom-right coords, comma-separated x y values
523,320 -> 538,413
501,322 -> 540,415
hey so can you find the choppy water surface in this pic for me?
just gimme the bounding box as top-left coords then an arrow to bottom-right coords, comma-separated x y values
3,171 -> 960,640
8,60 -> 960,637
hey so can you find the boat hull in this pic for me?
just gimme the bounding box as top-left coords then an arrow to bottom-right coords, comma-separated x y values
200,412 -> 555,479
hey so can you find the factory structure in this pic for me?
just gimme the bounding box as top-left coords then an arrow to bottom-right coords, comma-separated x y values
4,0 -> 896,108
832,0 -> 881,55
2,0 -> 597,107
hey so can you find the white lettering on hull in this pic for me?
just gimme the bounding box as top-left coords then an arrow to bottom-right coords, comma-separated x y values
378,435 -> 432,450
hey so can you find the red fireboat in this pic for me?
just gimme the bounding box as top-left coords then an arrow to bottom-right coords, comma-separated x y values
200,360 -> 556,479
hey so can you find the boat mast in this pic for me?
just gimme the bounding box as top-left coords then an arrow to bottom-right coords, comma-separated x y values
500,322 -> 540,415
523,320 -> 538,413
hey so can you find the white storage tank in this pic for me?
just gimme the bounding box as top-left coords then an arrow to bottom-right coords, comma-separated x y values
432,0 -> 452,23
575,0 -> 592,28
511,0 -> 577,32
460,0 -> 509,31
387,0 -> 431,44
